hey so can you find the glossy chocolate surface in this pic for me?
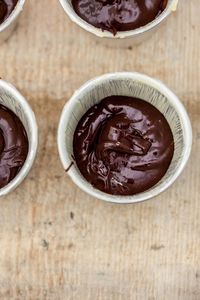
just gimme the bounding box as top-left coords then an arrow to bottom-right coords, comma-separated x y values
72,0 -> 167,35
0,105 -> 28,188
73,96 -> 174,195
0,0 -> 18,25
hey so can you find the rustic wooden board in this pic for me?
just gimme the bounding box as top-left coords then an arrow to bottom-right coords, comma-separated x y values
0,0 -> 199,299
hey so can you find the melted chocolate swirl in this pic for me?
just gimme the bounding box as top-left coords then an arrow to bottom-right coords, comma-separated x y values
72,0 -> 168,35
0,105 -> 28,188
0,0 -> 18,25
73,96 -> 174,195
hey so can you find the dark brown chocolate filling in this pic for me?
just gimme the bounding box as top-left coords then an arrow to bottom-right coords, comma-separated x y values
0,0 -> 18,25
0,105 -> 28,188
73,96 -> 174,196
72,0 -> 168,35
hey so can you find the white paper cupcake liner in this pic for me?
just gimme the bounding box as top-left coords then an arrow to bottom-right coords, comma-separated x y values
58,72 -> 192,204
0,0 -> 26,43
0,79 -> 38,196
59,0 -> 179,46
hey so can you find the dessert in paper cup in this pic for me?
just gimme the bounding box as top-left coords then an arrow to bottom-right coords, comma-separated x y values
59,0 -> 179,46
0,0 -> 26,42
0,79 -> 38,196
58,73 -> 192,203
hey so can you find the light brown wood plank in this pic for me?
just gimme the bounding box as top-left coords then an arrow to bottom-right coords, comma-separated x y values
0,0 -> 199,299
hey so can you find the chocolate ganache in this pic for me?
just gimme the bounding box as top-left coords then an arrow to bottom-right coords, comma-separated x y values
72,0 -> 168,35
0,105 -> 28,188
0,0 -> 18,25
73,96 -> 174,195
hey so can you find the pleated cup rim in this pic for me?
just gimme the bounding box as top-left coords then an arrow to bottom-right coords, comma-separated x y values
0,79 -> 38,196
58,0 -> 179,39
58,72 -> 192,204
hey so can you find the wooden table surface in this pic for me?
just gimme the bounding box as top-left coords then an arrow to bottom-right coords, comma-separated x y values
0,0 -> 199,299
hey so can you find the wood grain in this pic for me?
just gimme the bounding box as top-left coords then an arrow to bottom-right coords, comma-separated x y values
0,0 -> 199,299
